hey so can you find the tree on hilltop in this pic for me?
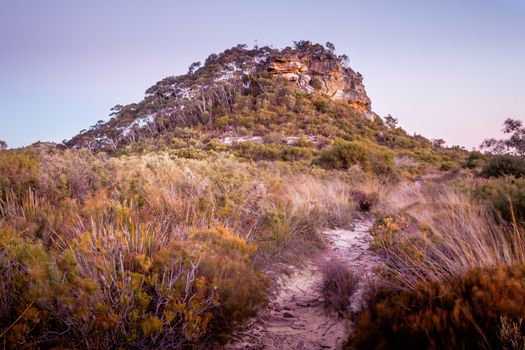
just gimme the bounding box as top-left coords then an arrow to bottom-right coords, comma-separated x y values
325,41 -> 336,53
481,118 -> 525,157
384,114 -> 398,129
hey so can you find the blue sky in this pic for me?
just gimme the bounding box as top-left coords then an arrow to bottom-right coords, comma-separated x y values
1,0 -> 524,149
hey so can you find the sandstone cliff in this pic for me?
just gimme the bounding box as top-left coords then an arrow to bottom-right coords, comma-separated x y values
267,52 -> 371,114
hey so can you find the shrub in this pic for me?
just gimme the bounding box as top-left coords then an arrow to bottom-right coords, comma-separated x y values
321,259 -> 359,313
0,220 -> 217,348
439,160 -> 457,171
465,151 -> 486,169
234,142 -> 313,162
347,264 -> 525,350
38,149 -> 108,202
263,132 -> 284,144
310,77 -> 323,90
0,149 -> 40,199
475,177 -> 525,224
189,226 -> 269,342
499,317 -> 525,350
0,219 -> 267,348
205,139 -> 229,152
315,141 -> 395,176
315,141 -> 368,170
171,147 -> 208,159
351,189 -> 380,212
480,155 -> 525,178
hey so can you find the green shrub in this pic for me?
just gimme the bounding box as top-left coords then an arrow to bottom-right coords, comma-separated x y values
315,141 -> 395,176
480,155 -> 525,178
171,148 -> 208,159
234,142 -> 313,162
0,222 -> 267,348
0,149 -> 40,199
190,226 -> 269,341
315,141 -> 367,170
465,151 -> 486,169
440,160 -> 457,171
205,139 -> 229,152
347,264 -> 525,350
475,177 -> 525,224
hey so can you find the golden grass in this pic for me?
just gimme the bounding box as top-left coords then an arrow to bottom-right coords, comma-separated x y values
374,181 -> 525,291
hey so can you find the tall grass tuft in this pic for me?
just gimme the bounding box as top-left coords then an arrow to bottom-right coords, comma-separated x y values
321,259 -> 360,313
373,184 -> 525,291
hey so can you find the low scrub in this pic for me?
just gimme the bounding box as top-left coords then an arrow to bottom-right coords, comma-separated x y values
0,221 -> 267,348
347,264 -> 525,350
0,149 -> 40,199
480,155 -> 525,179
315,140 -> 395,177
475,177 -> 525,224
0,149 -> 375,346
234,142 -> 314,162
465,150 -> 487,169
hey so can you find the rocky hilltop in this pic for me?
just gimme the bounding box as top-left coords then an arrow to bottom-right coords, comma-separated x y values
268,52 -> 370,113
67,41 -> 373,151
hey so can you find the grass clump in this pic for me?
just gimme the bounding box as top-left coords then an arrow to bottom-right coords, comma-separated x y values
321,259 -> 359,313
346,178 -> 525,349
372,184 -> 525,289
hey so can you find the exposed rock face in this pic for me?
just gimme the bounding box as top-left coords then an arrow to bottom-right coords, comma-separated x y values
267,52 -> 371,114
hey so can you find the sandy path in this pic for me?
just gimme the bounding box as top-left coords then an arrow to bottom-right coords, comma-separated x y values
226,218 -> 379,350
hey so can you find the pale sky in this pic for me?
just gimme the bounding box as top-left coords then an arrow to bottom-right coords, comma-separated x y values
1,0 -> 524,149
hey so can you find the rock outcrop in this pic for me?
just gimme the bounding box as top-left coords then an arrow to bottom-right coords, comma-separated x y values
267,52 -> 371,114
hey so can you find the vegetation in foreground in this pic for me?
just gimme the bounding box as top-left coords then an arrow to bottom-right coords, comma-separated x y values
345,120 -> 525,349
0,142 -> 387,348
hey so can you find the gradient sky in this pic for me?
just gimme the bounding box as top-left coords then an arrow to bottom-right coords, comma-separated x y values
1,0 -> 524,149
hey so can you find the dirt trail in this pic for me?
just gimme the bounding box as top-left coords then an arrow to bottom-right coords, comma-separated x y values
226,218 -> 379,350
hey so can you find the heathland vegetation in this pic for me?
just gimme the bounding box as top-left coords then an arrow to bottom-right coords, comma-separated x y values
1,42 -> 525,349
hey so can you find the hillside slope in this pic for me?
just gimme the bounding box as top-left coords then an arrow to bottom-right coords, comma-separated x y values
66,41 -> 373,152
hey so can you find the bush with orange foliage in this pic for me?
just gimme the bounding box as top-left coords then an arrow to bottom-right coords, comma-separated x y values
347,264 -> 525,350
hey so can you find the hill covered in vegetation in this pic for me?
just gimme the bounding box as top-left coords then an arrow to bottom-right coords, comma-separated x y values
63,41 -> 466,177
66,41 -> 373,151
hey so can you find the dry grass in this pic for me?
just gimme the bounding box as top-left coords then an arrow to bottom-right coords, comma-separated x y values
121,155 -> 366,264
374,181 -> 525,291
499,317 -> 525,350
320,259 -> 360,313
1,150 -> 384,347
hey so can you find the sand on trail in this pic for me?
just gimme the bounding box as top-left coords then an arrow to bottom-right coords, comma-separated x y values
226,218 -> 380,350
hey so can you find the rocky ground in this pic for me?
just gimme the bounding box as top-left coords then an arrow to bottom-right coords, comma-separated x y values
226,218 -> 380,350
